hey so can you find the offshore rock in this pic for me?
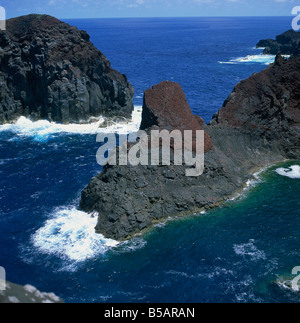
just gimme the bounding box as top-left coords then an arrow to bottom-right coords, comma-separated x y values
0,14 -> 134,124
80,56 -> 300,241
256,30 -> 300,56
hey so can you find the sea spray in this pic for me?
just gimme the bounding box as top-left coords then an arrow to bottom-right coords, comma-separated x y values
32,207 -> 119,262
0,106 -> 142,141
275,165 -> 300,179
219,54 -> 290,66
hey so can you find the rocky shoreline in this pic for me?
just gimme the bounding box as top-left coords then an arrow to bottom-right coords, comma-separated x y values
0,281 -> 63,303
80,54 -> 300,241
0,15 -> 134,124
257,30 -> 300,56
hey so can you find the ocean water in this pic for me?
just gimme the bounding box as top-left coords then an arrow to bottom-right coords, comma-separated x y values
1,17 -> 300,303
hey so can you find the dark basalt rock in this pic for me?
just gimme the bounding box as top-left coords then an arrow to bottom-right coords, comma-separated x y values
80,55 -> 300,241
0,281 -> 63,303
257,30 -> 300,56
0,14 -> 134,124
214,54 -> 300,158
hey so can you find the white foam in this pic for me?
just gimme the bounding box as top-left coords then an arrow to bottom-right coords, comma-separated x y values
219,54 -> 290,66
233,55 -> 277,65
218,61 -> 238,65
275,165 -> 300,179
229,168 -> 265,202
0,106 -> 142,140
118,237 -> 147,253
97,105 -> 142,135
245,170 -> 263,188
32,207 -> 119,262
233,239 -> 266,261
276,279 -> 300,293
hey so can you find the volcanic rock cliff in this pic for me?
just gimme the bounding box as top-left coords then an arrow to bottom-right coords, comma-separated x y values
0,14 -> 134,124
257,30 -> 300,56
80,54 -> 300,241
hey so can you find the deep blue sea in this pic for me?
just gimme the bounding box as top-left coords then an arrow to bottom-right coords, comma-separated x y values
1,17 -> 300,303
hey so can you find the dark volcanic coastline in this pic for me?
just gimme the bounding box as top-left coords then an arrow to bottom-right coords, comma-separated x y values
257,30 -> 300,56
80,54 -> 300,241
0,14 -> 134,124
1,15 -> 299,242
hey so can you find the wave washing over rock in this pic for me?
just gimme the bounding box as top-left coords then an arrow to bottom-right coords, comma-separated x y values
0,105 -> 142,141
276,165 -> 300,179
32,207 -> 119,263
80,54 -> 300,241
0,14 -> 134,124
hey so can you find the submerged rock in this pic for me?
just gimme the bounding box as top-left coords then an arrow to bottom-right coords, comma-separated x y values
80,56 -> 300,241
0,14 -> 134,124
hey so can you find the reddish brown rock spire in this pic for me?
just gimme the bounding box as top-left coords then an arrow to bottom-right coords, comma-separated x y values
140,81 -> 213,153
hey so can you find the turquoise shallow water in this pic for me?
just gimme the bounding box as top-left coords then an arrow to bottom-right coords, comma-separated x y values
0,17 -> 299,303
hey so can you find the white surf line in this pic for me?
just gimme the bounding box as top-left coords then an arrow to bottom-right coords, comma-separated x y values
219,54 -> 290,66
0,106 -> 142,139
32,207 -> 119,263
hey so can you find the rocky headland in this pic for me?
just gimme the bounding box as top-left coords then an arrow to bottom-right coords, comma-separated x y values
0,14 -> 134,124
80,54 -> 300,241
257,30 -> 300,56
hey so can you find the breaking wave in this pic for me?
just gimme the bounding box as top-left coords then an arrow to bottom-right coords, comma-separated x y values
0,106 -> 142,141
219,54 -> 290,66
276,165 -> 300,179
32,207 -> 119,263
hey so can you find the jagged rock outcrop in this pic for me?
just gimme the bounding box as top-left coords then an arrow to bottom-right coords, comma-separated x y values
80,55 -> 300,241
0,14 -> 134,124
140,81 -> 213,152
213,53 -> 300,159
0,281 -> 63,303
257,30 -> 300,56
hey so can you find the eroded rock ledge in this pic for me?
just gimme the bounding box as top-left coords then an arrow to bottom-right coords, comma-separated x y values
80,55 -> 300,241
0,14 -> 134,124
